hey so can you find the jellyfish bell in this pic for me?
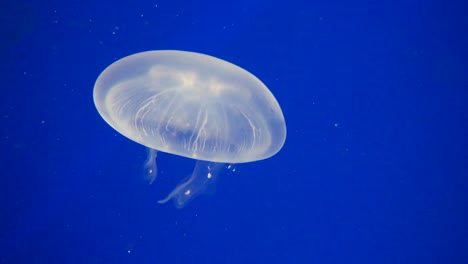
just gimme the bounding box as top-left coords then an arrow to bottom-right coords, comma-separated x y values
93,50 -> 286,208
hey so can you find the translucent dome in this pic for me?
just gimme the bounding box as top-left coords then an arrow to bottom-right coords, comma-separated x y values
94,50 -> 286,163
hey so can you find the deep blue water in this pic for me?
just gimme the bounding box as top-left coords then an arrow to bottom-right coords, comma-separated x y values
1,0 -> 467,263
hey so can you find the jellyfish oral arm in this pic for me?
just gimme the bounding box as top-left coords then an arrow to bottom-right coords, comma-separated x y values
142,148 -> 158,184
158,161 -> 225,208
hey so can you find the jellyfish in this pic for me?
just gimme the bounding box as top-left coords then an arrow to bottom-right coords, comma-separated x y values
93,50 -> 286,208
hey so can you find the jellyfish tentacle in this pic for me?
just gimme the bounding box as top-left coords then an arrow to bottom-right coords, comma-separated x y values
142,148 -> 158,184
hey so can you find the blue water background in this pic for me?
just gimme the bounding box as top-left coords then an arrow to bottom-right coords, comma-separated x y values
1,0 -> 467,263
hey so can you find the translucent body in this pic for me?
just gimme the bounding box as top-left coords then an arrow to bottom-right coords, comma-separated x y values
93,50 -> 286,207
